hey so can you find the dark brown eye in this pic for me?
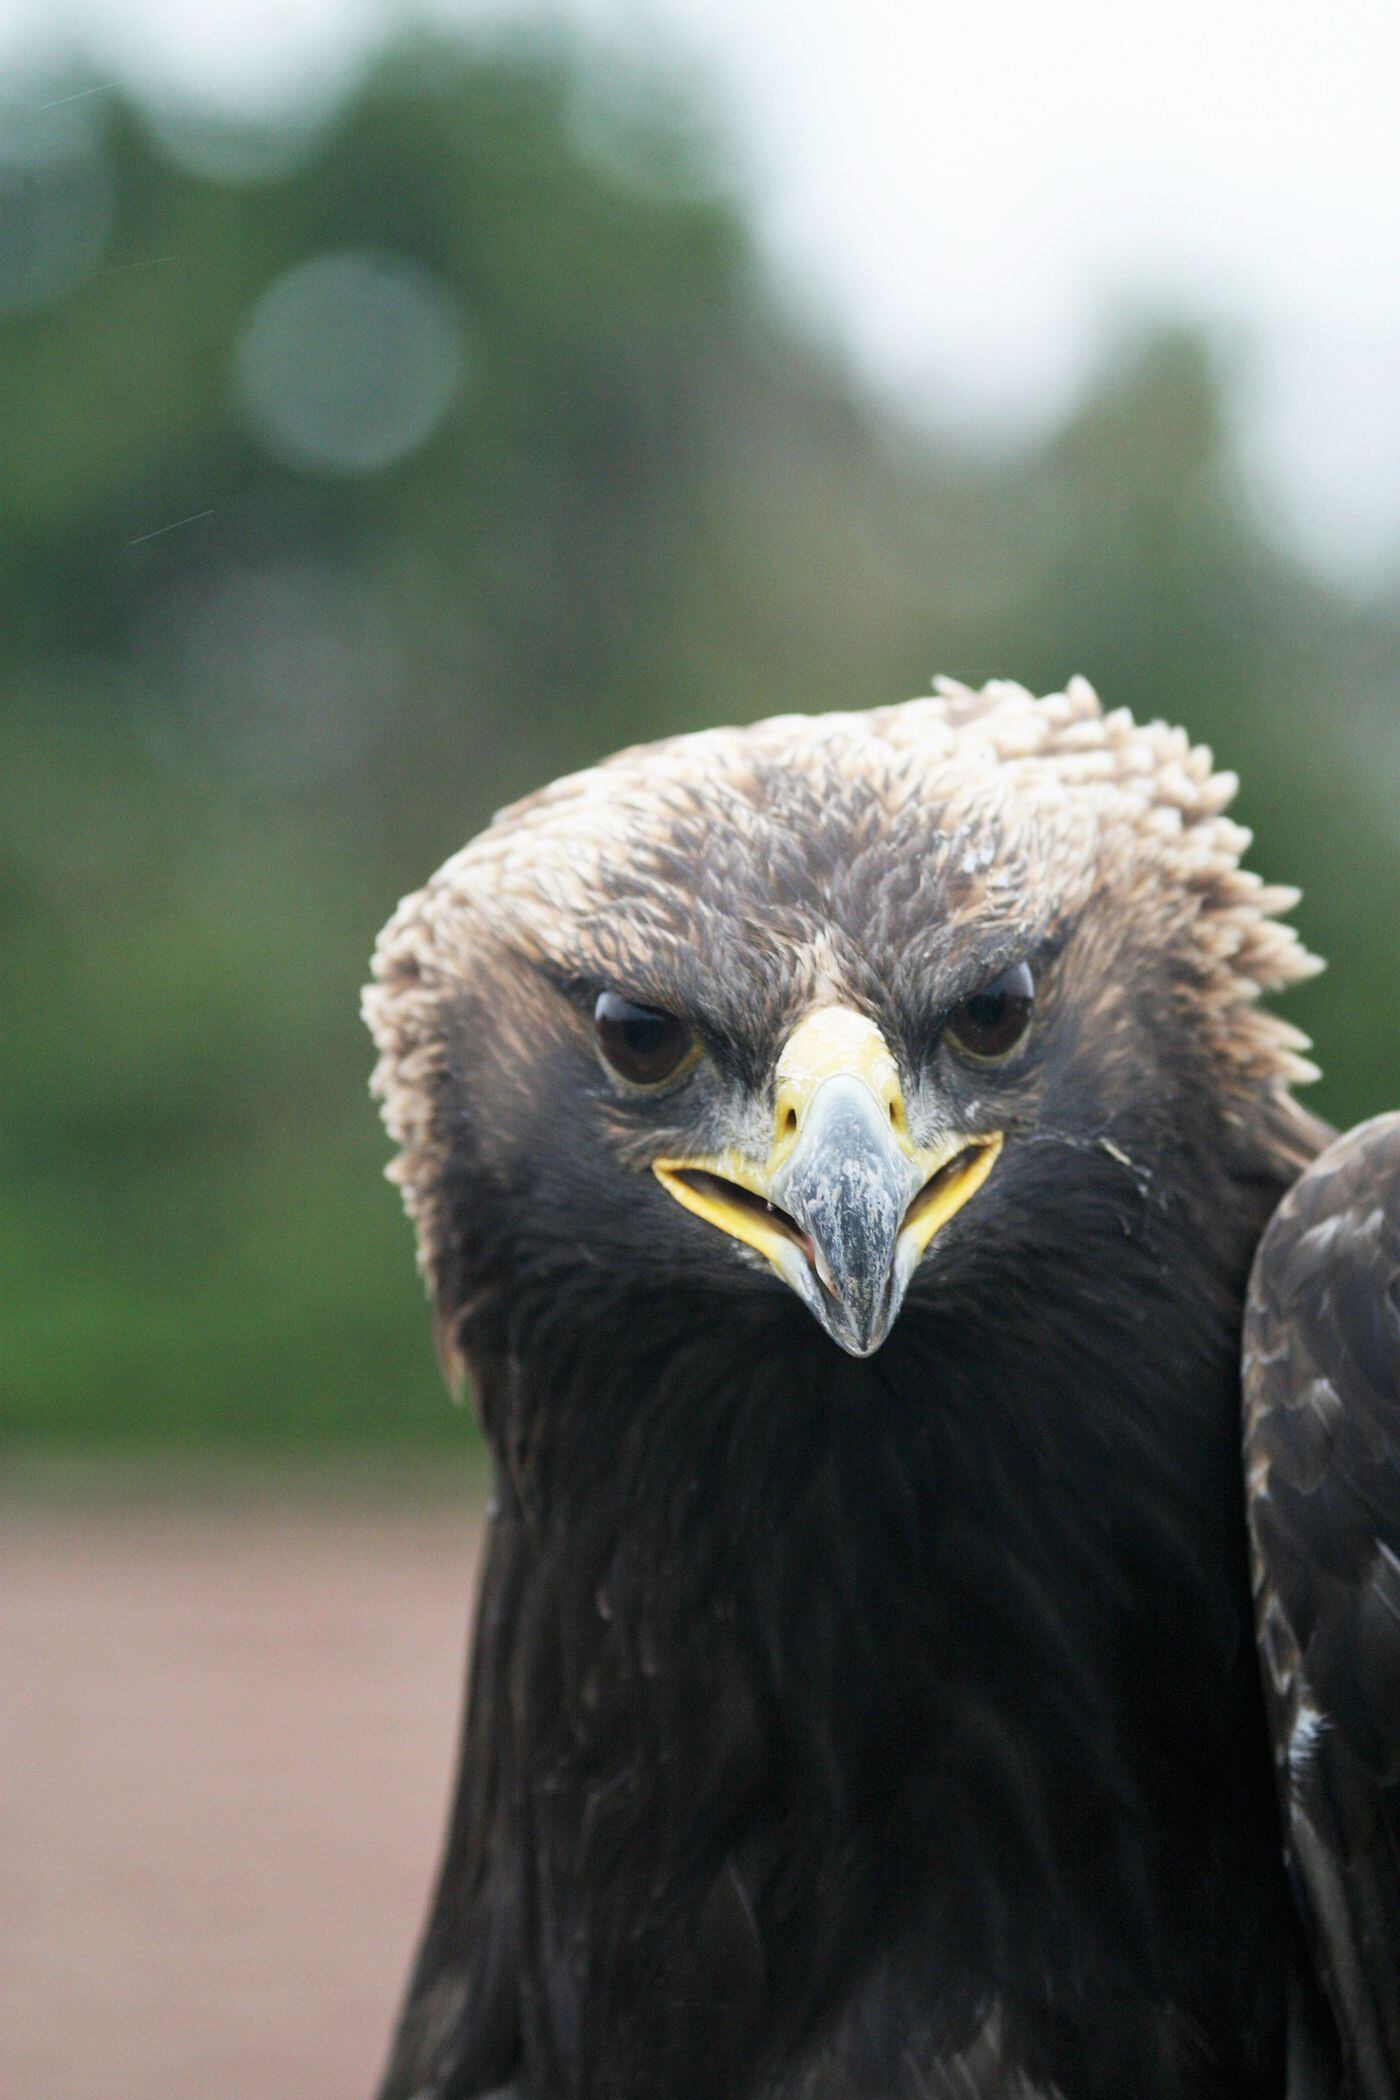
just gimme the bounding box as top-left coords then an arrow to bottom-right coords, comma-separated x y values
593,991 -> 697,1088
944,960 -> 1036,1063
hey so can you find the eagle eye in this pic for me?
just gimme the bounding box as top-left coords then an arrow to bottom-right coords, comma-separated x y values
944,960 -> 1035,1064
594,991 -> 697,1088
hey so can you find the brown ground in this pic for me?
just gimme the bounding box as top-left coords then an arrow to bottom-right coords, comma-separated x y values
1,1476 -> 484,2100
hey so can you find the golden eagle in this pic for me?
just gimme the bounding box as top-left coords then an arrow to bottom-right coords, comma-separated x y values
364,678 -> 1399,2100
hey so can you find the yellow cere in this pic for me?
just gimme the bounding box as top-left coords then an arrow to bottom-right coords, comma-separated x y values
771,1007 -> 910,1162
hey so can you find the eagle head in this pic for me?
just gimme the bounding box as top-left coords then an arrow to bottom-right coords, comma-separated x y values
365,677 -> 1321,1394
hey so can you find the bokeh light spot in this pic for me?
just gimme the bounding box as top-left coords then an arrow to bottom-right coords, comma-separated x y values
233,249 -> 468,476
139,90 -> 340,188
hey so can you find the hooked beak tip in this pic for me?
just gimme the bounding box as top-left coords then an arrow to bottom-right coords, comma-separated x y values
823,1298 -> 900,1359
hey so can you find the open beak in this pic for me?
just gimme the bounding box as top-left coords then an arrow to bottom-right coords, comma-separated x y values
654,1006 -> 1001,1356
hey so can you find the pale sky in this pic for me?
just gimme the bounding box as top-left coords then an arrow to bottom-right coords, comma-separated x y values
5,0 -> 1400,585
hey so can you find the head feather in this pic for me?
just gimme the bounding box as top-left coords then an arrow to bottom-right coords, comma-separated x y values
364,678 -> 1323,1299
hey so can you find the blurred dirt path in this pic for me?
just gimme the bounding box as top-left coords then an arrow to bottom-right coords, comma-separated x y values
1,1481 -> 483,2100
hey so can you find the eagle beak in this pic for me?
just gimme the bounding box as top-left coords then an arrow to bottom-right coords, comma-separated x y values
654,1007 -> 1002,1356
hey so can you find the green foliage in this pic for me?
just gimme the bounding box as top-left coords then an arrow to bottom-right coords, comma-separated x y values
3,31 -> 1397,1450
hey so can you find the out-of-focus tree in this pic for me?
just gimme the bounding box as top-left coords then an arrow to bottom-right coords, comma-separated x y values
2,31 -> 1396,1450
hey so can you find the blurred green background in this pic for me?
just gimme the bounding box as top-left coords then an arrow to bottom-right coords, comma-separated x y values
4,28 -> 1398,1455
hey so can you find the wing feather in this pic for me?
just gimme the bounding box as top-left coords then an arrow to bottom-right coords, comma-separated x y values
1244,1112 -> 1400,2100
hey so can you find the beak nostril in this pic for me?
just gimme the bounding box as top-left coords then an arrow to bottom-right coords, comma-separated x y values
781,1105 -> 798,1137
